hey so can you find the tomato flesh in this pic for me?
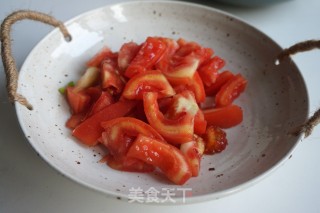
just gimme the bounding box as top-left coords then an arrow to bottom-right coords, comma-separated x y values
203,104 -> 243,128
127,135 -> 192,185
122,70 -> 175,100
215,74 -> 247,107
72,100 -> 136,146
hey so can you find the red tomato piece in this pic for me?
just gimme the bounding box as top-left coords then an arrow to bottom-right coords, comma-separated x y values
194,109 -> 207,135
125,37 -> 167,78
127,135 -> 192,185
198,56 -> 225,87
100,117 -> 164,157
66,113 -> 86,129
187,72 -> 206,103
205,70 -> 235,96
164,54 -> 200,85
122,70 -> 175,100
66,86 -> 91,114
215,74 -> 247,107
180,136 -> 204,177
118,42 -> 141,72
72,100 -> 136,146
86,46 -> 117,67
203,104 -> 243,128
155,38 -> 179,72
101,60 -> 125,94
87,91 -> 114,117
104,155 -> 155,173
203,126 -> 228,154
143,92 -> 196,144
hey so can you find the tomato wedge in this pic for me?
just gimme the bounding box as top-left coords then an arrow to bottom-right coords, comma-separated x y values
100,117 -> 164,157
203,104 -> 243,128
215,74 -> 247,107
66,87 -> 91,114
118,42 -> 141,72
122,70 -> 175,100
72,100 -> 136,146
180,135 -> 205,177
198,56 -> 225,87
205,70 -> 235,96
194,109 -> 207,135
86,46 -> 117,67
127,135 -> 192,185
143,92 -> 196,144
101,60 -> 124,94
104,155 -> 155,173
203,126 -> 228,154
125,37 -> 167,78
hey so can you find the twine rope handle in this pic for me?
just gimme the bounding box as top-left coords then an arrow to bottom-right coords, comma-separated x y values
0,10 -> 71,110
277,40 -> 320,138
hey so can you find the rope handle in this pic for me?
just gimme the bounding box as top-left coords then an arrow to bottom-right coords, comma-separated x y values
0,10 -> 319,138
276,40 -> 320,137
0,10 -> 71,110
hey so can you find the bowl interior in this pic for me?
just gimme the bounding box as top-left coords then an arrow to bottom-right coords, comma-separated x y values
16,1 -> 308,203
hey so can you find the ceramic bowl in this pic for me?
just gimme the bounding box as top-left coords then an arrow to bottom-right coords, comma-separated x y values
15,1 -> 308,203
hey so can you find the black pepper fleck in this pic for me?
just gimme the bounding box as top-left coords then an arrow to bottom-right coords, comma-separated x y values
208,167 -> 215,171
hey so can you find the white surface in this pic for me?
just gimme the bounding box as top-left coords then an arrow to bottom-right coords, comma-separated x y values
1,0 -> 320,212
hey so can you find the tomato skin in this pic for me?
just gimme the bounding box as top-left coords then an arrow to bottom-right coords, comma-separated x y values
164,54 -> 200,85
127,135 -> 192,185
87,91 -> 114,117
215,74 -> 247,107
100,117 -> 164,157
143,92 -> 195,144
101,60 -> 125,94
194,109 -> 207,135
66,87 -> 91,114
118,42 -> 141,72
104,155 -> 155,173
86,47 -> 117,67
180,137 -> 204,177
125,37 -> 167,78
198,56 -> 225,87
203,104 -> 243,128
66,113 -> 85,129
203,126 -> 228,154
122,70 -> 175,100
72,100 -> 136,146
205,70 -> 235,96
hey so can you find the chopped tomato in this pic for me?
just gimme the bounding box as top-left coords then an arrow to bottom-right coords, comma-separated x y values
143,92 -> 196,144
164,54 -> 200,85
66,87 -> 91,114
198,56 -> 225,87
215,74 -> 247,107
125,37 -> 167,78
127,135 -> 192,185
203,104 -> 243,128
104,155 -> 155,172
100,117 -> 164,157
86,46 -> 117,67
122,70 -> 175,100
101,60 -> 124,93
66,113 -> 85,129
180,137 -> 204,177
194,109 -> 207,135
205,70 -> 235,96
87,91 -> 114,117
155,38 -> 179,72
72,100 -> 136,146
118,42 -> 141,72
203,126 -> 228,154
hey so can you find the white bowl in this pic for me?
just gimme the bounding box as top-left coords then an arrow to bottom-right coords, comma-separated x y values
15,1 -> 308,204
